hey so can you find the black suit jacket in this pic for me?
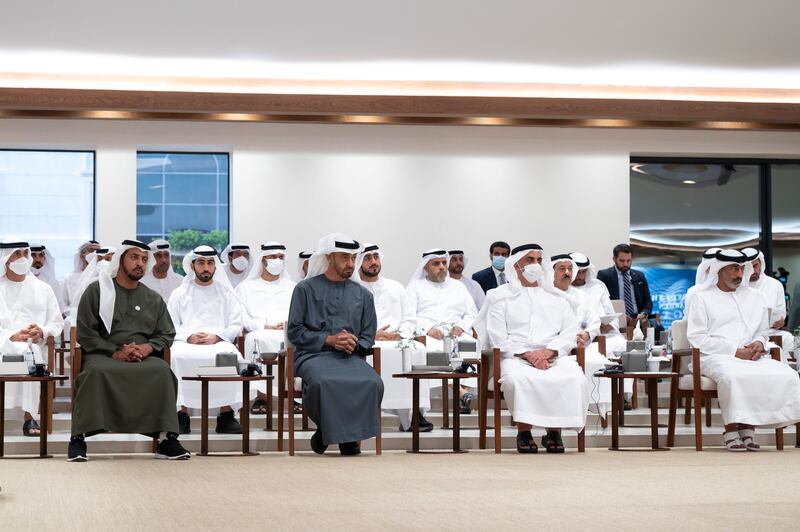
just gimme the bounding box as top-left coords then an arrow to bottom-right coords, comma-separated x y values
472,267 -> 498,294
596,266 -> 653,317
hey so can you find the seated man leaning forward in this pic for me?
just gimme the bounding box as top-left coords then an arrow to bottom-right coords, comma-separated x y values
687,248 -> 800,452
287,233 -> 383,456
70,240 -> 189,462
167,245 -> 245,435
486,244 -> 587,454
0,240 -> 63,437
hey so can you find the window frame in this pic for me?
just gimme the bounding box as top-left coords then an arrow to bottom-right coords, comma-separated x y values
135,150 -> 231,243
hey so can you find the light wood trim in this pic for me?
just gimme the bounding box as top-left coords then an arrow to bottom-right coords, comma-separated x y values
1,87 -> 800,130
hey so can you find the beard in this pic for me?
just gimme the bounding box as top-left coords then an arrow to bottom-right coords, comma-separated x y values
724,278 -> 742,290
449,266 -> 464,275
196,271 -> 213,282
122,264 -> 144,281
361,265 -> 380,278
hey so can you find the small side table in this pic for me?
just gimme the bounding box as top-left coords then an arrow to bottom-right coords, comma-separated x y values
0,374 -> 67,458
393,371 -> 476,453
594,371 -> 677,451
182,375 -> 274,456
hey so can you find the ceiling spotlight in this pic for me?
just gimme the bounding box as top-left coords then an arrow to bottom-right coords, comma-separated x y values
683,180 -> 696,184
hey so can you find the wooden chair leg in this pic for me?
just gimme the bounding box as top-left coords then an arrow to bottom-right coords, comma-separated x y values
442,379 -> 449,429
631,380 -> 638,409
493,391 -> 502,454
667,388 -> 678,448
151,437 -> 158,453
47,381 -> 54,434
577,428 -> 585,452
277,358 -> 285,452
301,407 -> 309,430
693,391 -> 704,451
478,370 -> 488,450
263,364 -> 273,431
796,422 -> 800,448
705,397 -> 712,427
684,395 -> 692,424
600,415 -> 608,429
776,427 -> 784,450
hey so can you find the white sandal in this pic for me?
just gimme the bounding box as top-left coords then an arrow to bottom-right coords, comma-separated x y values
738,429 -> 760,451
724,431 -> 747,452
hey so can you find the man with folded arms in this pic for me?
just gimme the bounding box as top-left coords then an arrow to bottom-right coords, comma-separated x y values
0,240 -> 63,437
486,244 -> 586,453
168,245 -> 245,435
687,249 -> 800,451
70,240 -> 188,461
287,233 -> 383,456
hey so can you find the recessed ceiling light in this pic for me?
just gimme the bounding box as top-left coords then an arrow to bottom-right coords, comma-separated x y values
683,179 -> 696,184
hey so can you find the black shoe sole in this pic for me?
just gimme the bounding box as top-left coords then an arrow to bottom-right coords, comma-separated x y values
67,455 -> 88,462
154,452 -> 191,460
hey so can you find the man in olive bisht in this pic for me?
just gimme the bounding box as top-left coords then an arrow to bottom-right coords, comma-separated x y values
287,233 -> 383,456
69,239 -> 190,462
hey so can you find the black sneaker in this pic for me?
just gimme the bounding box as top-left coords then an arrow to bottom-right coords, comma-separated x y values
215,411 -> 243,434
178,411 -> 191,434
155,434 -> 191,460
67,435 -> 88,462
293,401 -> 303,415
339,441 -> 361,456
418,415 -> 434,432
624,399 -> 633,411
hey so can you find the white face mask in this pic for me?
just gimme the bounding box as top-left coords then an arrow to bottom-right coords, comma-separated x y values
232,256 -> 249,272
31,266 -> 42,275
522,263 -> 544,283
266,258 -> 284,276
9,256 -> 32,276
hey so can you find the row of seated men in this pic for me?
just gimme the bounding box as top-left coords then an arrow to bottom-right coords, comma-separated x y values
1,235 -> 799,461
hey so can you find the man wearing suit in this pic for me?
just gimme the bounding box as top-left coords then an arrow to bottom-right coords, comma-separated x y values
471,241 -> 511,294
596,243 -> 653,328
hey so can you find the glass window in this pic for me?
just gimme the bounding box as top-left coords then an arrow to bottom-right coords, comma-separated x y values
630,162 -> 761,328
136,152 -> 229,274
771,164 -> 800,333
0,150 -> 95,278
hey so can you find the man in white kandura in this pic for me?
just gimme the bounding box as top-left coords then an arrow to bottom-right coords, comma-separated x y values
684,247 -> 723,315
401,249 -> 478,414
140,239 -> 184,303
448,249 -> 486,311
63,240 -> 100,320
0,240 -> 64,436
294,251 -> 313,282
236,242 -> 296,412
549,254 -> 618,418
742,247 -> 794,357
355,243 -> 432,432
221,243 -> 251,288
486,244 -> 587,453
70,246 -> 116,325
30,244 -> 66,313
687,248 -> 800,451
168,245 -> 245,435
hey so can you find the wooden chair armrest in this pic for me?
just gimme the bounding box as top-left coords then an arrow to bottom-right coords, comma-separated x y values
670,348 -> 692,372
769,335 -> 782,348
575,346 -> 585,372
770,346 -> 781,362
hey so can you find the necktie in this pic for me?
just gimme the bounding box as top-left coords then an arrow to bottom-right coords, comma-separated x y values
498,272 -> 506,285
623,271 -> 635,317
